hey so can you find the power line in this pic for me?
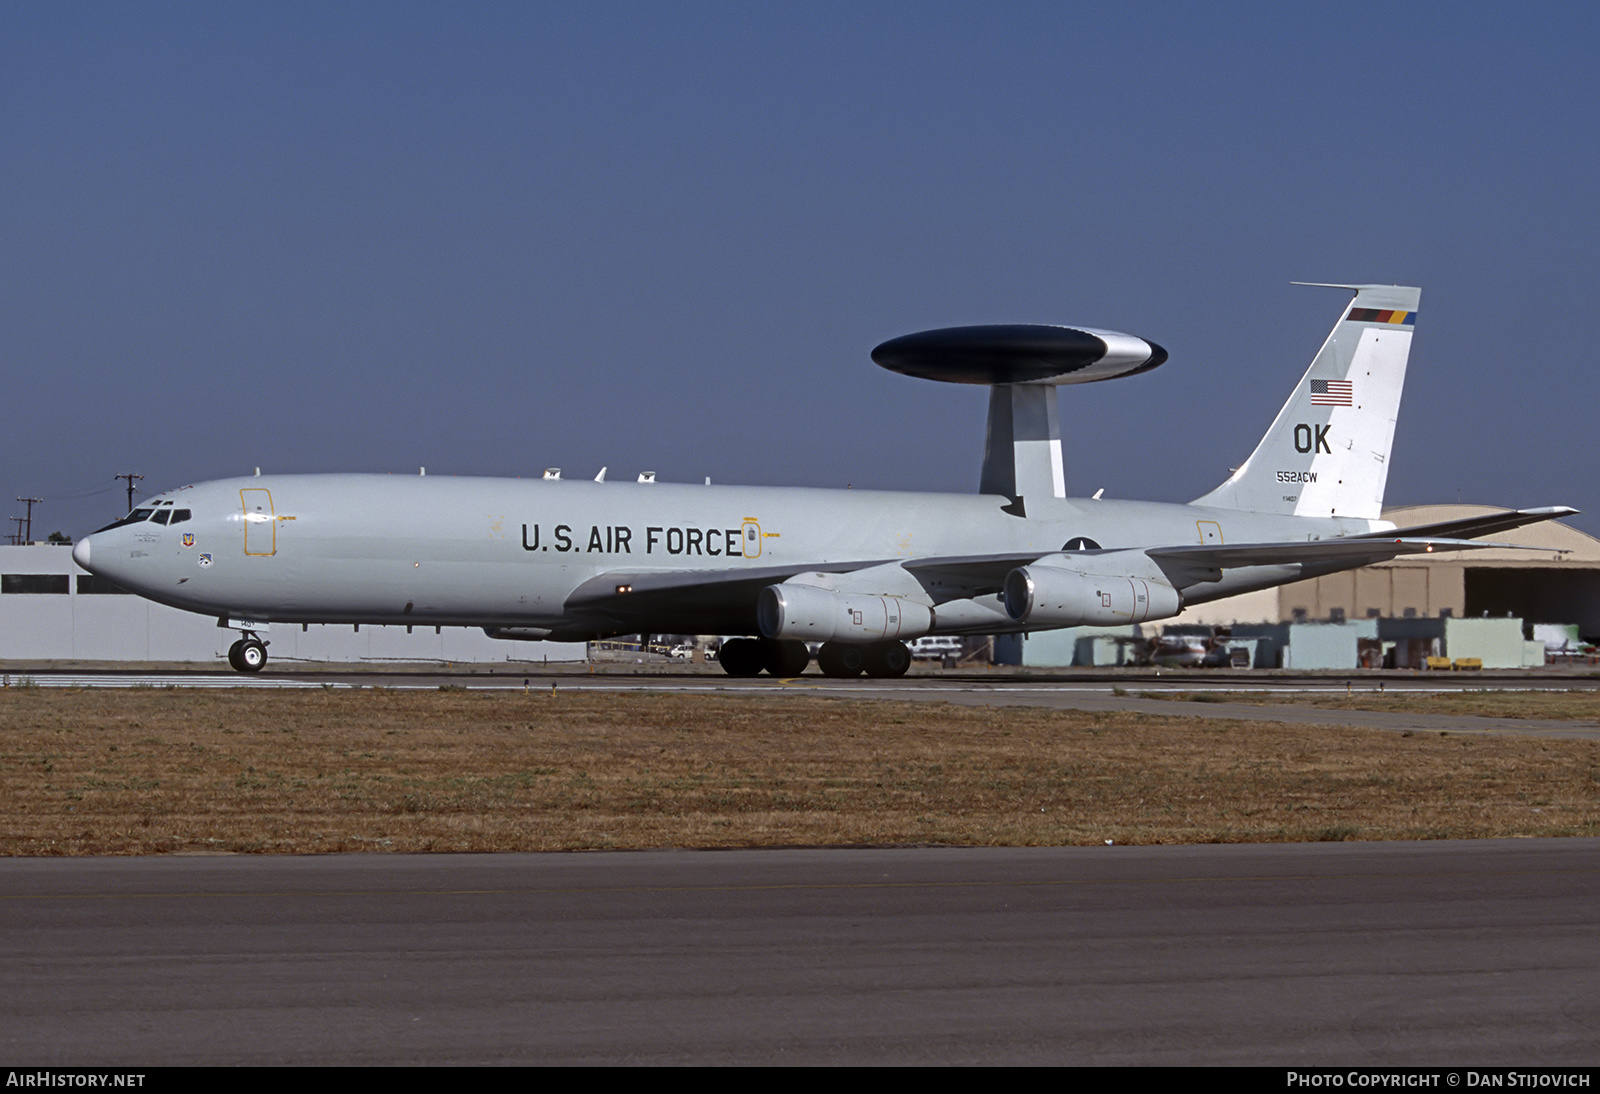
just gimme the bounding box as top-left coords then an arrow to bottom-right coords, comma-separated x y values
115,473 -> 144,514
16,497 -> 41,544
42,481 -> 121,502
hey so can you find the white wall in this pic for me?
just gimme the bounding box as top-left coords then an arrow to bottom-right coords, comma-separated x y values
0,545 -> 585,664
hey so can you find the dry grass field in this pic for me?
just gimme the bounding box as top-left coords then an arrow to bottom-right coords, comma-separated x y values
2,686 -> 1596,854
1148,688 -> 1600,721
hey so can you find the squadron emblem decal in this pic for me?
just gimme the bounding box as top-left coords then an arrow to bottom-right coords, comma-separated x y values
198,553 -> 213,567
182,533 -> 195,548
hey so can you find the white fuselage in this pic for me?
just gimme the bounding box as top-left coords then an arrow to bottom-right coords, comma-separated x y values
74,473 -> 1386,640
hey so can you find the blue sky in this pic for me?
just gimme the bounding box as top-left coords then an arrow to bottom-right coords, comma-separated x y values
4,2 -> 1597,538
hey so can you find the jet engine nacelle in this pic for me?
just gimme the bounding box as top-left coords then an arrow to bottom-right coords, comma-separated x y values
757,583 -> 933,643
1003,554 -> 1181,627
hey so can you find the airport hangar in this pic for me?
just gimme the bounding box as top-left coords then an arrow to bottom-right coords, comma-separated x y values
0,503 -> 1593,667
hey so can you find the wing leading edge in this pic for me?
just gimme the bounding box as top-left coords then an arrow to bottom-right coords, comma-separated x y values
1143,536 -> 1534,590
1360,506 -> 1579,543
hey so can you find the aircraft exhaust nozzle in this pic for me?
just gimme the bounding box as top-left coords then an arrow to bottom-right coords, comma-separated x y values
758,584 -> 932,643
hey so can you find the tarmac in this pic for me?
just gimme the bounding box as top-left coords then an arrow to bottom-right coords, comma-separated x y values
8,663 -> 1600,740
4,840 -> 1597,1065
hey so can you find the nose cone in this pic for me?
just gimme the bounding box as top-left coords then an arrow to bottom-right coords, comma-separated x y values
72,537 -> 93,571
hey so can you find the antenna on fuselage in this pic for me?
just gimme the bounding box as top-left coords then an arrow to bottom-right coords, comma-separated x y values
870,324 -> 1167,512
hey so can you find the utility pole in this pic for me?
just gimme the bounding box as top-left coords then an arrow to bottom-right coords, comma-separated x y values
8,516 -> 25,545
115,473 -> 143,514
15,497 -> 41,544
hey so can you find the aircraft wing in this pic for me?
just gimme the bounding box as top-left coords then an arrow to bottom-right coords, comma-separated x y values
898,555 -> 1054,599
910,537 -> 1540,593
568,554 -> 1049,622
562,560 -> 899,631
563,531 -> 1548,632
904,537 -> 1531,594
1145,536 -> 1532,589
1356,506 -> 1578,543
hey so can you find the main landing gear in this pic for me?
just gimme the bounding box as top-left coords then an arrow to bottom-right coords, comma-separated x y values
718,638 -> 911,679
227,634 -> 269,673
816,639 -> 910,678
719,637 -> 810,678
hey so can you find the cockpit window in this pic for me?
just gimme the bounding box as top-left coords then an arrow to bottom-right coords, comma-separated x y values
171,509 -> 191,524
152,510 -> 171,525
94,509 -> 155,533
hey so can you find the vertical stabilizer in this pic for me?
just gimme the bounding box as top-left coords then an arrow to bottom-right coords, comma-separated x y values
980,384 -> 1065,505
1192,284 -> 1419,520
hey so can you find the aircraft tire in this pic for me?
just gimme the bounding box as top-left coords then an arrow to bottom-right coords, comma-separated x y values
760,638 -> 810,677
817,641 -> 866,678
226,640 -> 245,671
237,639 -> 268,673
863,640 -> 911,678
718,638 -> 765,677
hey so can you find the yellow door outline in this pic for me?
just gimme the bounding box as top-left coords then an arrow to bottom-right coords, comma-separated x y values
741,519 -> 761,559
242,489 -> 276,556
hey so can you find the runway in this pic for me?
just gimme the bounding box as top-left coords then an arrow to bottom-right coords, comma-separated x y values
4,841 -> 1597,1065
11,666 -> 1598,697
10,667 -> 1600,740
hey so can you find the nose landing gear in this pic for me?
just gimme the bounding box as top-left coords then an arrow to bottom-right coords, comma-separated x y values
227,634 -> 269,673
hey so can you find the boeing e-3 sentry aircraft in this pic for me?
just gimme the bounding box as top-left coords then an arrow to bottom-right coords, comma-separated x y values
72,283 -> 1574,676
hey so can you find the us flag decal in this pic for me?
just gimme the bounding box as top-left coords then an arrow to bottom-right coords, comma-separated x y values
1310,379 -> 1353,406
